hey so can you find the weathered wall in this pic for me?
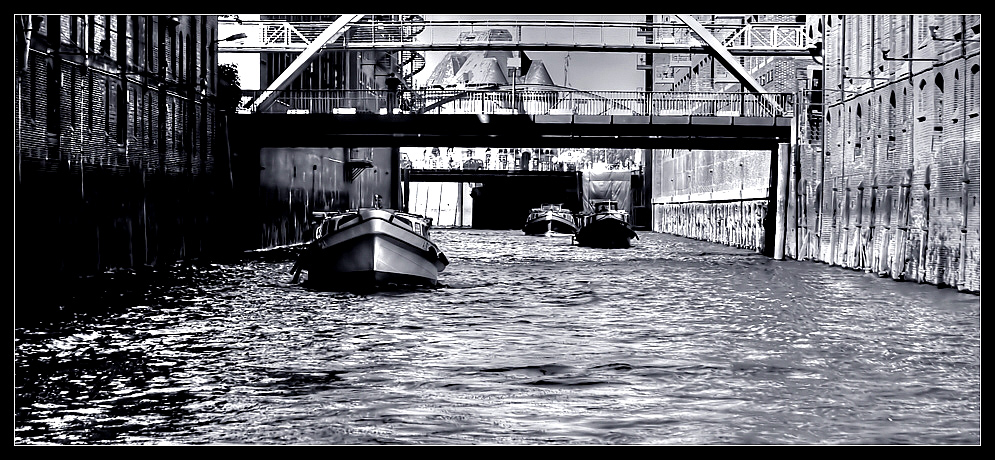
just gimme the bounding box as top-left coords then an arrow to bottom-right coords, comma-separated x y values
655,201 -> 770,252
649,15 -> 980,294
652,148 -> 774,253
15,15 -> 233,283
810,14 -> 981,292
252,146 -> 396,249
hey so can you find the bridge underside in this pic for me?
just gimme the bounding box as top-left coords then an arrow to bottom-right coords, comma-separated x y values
230,113 -> 792,150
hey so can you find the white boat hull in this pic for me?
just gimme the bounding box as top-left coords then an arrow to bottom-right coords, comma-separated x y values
523,204 -> 577,235
297,209 -> 448,288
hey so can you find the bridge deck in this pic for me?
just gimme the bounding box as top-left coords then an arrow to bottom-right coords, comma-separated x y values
407,168 -> 581,182
230,113 -> 792,151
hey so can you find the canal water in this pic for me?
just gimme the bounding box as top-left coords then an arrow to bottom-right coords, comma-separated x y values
14,229 -> 980,445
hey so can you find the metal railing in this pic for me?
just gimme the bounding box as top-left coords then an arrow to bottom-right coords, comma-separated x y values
240,88 -> 795,117
219,18 -> 813,55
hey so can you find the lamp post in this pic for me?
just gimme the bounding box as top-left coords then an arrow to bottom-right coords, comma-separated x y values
508,56 -> 520,114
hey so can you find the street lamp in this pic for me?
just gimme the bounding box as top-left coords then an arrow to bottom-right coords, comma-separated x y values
210,32 -> 247,48
507,56 -> 521,113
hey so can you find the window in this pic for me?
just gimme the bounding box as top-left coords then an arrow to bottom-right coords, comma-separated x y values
968,64 -> 979,116
855,104 -> 862,157
117,83 -> 127,145
69,15 -> 85,50
29,51 -> 36,120
887,91 -> 896,159
146,93 -> 154,147
105,78 -> 112,133
87,72 -> 94,129
171,99 -> 177,150
896,16 -> 906,58
129,87 -> 136,140
168,26 -> 176,79
952,69 -> 959,122
130,16 -> 140,67
934,73 -> 944,128
177,33 -> 184,83
145,15 -> 155,70
136,89 -> 143,140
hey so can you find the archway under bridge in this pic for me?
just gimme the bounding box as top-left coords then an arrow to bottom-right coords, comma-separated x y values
227,114 -> 792,249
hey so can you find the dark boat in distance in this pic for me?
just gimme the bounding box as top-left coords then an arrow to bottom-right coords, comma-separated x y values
291,197 -> 449,289
523,203 -> 578,236
574,200 -> 638,248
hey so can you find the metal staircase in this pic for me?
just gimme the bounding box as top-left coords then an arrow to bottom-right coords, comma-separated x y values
401,50 -> 426,86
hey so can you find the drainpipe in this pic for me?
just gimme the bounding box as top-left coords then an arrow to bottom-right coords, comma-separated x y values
816,14 -> 828,261
958,14 -> 969,290
835,15 -> 848,266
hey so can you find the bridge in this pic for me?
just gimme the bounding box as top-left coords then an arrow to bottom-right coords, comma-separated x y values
221,14 -> 809,116
219,16 -> 816,56
221,14 -> 798,233
230,87 -> 793,151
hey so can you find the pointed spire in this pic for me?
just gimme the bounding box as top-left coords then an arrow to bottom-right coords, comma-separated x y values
523,60 -> 555,85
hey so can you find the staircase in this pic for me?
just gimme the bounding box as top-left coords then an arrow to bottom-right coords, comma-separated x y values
401,50 -> 426,86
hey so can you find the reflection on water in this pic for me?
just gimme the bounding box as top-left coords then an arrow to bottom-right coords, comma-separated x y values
15,229 -> 980,445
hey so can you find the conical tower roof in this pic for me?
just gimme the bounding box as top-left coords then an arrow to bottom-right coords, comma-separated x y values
522,60 -> 555,85
463,57 -> 509,86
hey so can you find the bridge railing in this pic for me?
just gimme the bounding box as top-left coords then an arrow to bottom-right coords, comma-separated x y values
240,88 -> 795,117
219,18 -> 812,54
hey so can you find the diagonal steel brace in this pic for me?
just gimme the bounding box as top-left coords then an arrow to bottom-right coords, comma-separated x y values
249,14 -> 366,113
675,14 -> 783,115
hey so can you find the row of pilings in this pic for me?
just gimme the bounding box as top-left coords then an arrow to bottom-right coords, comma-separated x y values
655,201 -> 770,254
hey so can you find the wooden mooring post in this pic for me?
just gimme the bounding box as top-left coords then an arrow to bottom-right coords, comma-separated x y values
774,143 -> 790,260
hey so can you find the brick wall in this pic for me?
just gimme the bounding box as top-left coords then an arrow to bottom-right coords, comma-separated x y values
15,15 -> 235,281
648,14 -> 980,293
807,14 -> 980,292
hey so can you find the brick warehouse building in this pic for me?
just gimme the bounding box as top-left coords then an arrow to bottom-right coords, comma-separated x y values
648,14 -> 980,293
15,15 -> 238,285
815,14 -> 980,292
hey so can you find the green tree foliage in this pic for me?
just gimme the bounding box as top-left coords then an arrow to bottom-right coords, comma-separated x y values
217,63 -> 242,113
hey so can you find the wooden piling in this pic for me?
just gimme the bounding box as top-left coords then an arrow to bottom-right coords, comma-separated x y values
774,143 -> 789,260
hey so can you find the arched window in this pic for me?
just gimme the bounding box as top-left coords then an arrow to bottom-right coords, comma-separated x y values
934,73 -> 944,127
917,79 -> 927,119
177,33 -> 184,83
867,98 -> 874,146
855,104 -> 863,157
968,64 -> 979,116
952,69 -> 960,123
933,74 -> 944,154
888,91 -> 897,159
116,82 -> 127,145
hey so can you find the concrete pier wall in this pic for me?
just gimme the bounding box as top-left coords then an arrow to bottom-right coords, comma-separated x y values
651,148 -> 774,254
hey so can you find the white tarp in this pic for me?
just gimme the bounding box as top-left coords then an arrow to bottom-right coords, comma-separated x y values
581,171 -> 632,213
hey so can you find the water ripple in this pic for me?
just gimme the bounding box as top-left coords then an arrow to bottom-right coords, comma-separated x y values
15,229 -> 980,445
